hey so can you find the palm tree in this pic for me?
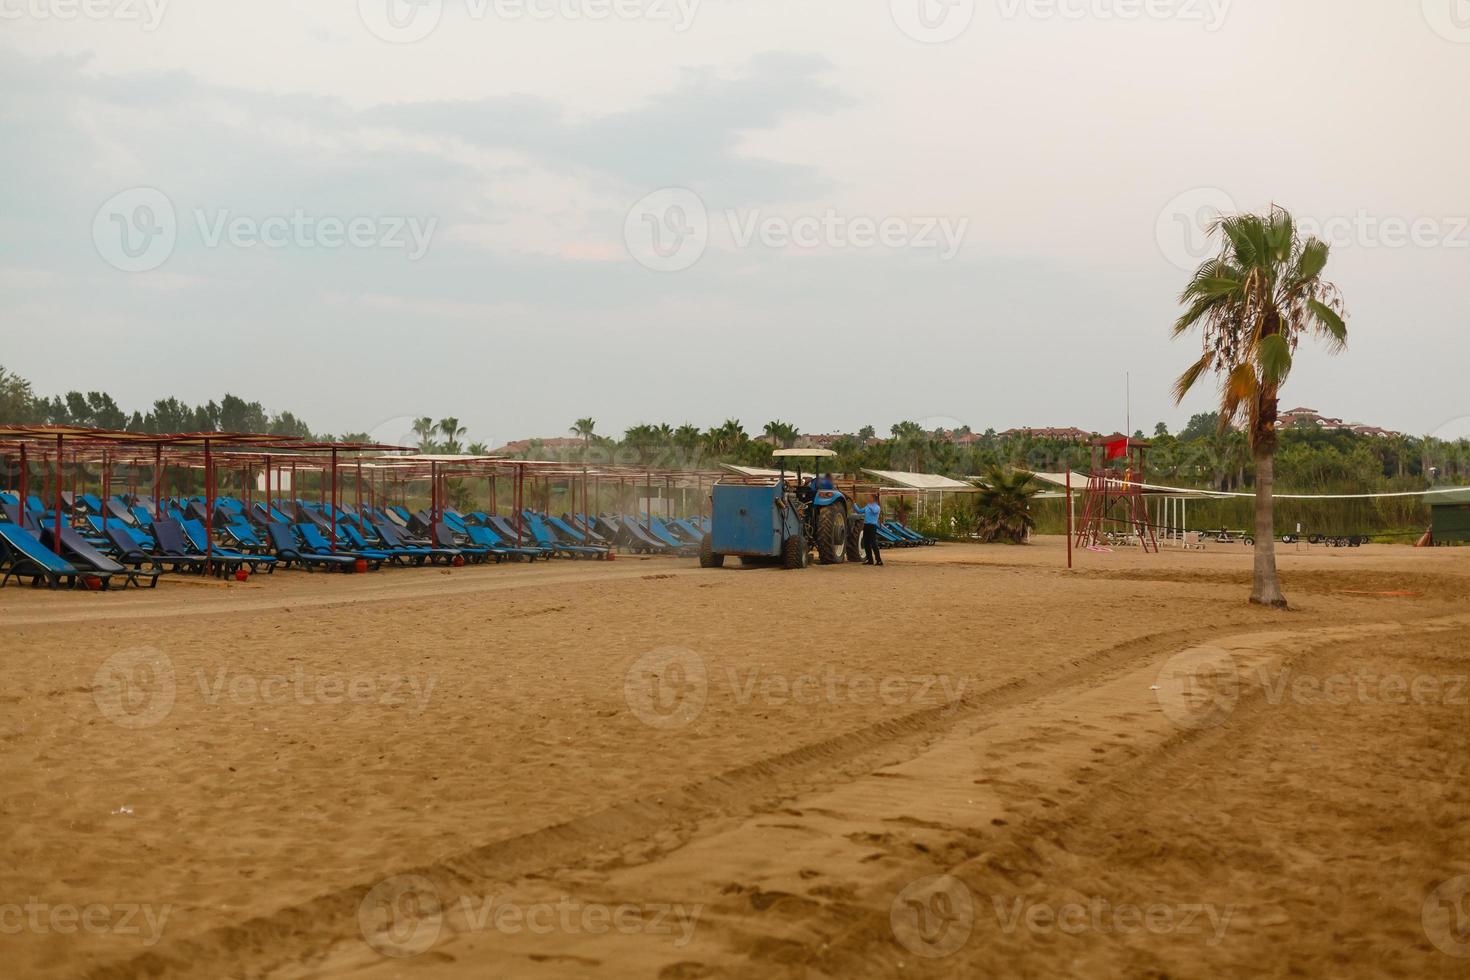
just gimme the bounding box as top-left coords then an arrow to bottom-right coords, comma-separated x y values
673,424 -> 702,450
412,416 -> 436,451
973,467 -> 1038,543
762,419 -> 799,448
437,417 -> 467,454
1173,206 -> 1348,607
890,420 -> 925,471
570,417 -> 596,453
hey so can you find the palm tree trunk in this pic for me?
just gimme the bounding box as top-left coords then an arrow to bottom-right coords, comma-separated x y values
1250,445 -> 1287,608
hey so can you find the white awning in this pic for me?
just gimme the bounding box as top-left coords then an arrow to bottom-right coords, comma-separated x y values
1029,472 -> 1219,497
720,464 -> 784,478
862,469 -> 976,491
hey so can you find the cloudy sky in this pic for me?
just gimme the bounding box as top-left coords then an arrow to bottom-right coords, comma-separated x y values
3,0 -> 1468,445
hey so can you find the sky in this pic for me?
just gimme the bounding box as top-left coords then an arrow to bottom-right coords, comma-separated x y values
2,0 -> 1468,447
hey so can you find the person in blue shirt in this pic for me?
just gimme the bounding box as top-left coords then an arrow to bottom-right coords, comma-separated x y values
860,493 -> 883,566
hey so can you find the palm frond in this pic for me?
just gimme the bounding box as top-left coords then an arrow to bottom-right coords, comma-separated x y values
1308,299 -> 1348,350
1172,352 -> 1214,403
1256,333 -> 1293,386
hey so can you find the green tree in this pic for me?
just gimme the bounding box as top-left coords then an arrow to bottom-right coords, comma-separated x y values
1178,412 -> 1219,441
974,467 -> 1039,543
437,417 -> 467,454
1173,206 -> 1348,607
0,366 -> 38,422
570,417 -> 596,458
762,419 -> 799,448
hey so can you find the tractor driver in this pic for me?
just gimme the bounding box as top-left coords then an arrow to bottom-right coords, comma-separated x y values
814,472 -> 835,492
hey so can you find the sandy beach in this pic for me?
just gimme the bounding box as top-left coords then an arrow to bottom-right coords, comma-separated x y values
2,539 -> 1467,978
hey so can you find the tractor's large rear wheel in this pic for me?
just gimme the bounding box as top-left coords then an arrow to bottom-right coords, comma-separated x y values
699,534 -> 724,568
781,528 -> 807,569
846,515 -> 864,562
817,505 -> 846,565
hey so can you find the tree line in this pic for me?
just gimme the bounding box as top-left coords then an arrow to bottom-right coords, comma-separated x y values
0,365 -> 314,439
4,363 -> 1466,501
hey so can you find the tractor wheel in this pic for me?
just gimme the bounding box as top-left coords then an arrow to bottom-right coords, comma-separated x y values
781,528 -> 807,570
846,517 -> 864,562
699,534 -> 724,568
817,505 -> 847,565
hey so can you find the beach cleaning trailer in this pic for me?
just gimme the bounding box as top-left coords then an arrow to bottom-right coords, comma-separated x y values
700,449 -> 853,569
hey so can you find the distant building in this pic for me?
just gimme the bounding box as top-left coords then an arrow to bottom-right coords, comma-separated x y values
1279,407 -> 1401,438
998,426 -> 1096,441
493,437 -> 585,454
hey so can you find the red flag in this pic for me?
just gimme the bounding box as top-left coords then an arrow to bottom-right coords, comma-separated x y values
1105,437 -> 1128,460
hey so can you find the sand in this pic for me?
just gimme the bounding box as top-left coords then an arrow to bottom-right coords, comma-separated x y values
0,538 -> 1466,978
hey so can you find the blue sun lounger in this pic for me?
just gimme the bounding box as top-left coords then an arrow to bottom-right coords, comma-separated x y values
294,523 -> 386,569
560,514 -> 612,546
614,516 -> 672,554
643,516 -> 696,554
42,522 -> 159,589
340,524 -> 430,566
181,518 -> 278,572
464,524 -> 542,561
892,522 -> 936,544
0,524 -> 95,589
266,524 -> 358,572
483,515 -> 537,551
428,524 -> 495,563
154,518 -> 275,575
545,513 -> 596,545
523,513 -> 607,558
102,524 -> 202,574
370,520 -> 460,564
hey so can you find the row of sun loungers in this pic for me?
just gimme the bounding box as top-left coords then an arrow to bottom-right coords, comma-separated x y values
0,488 -> 714,590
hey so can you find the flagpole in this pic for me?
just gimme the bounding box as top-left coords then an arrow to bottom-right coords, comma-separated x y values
1125,371 -> 1131,439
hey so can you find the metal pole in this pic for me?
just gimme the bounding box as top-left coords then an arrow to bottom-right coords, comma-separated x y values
54,434 -> 63,537
18,442 -> 27,522
1065,468 -> 1073,569
204,438 -> 214,574
430,461 -> 439,545
330,448 -> 339,551
514,463 -> 523,543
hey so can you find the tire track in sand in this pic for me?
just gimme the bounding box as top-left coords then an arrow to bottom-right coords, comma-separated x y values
80,617 -> 1278,979
314,615 -> 1468,978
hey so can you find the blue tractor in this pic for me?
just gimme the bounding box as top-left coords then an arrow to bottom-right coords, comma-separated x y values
700,449 -> 860,569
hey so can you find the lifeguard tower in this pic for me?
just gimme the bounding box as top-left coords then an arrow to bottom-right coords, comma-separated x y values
1074,436 -> 1158,552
